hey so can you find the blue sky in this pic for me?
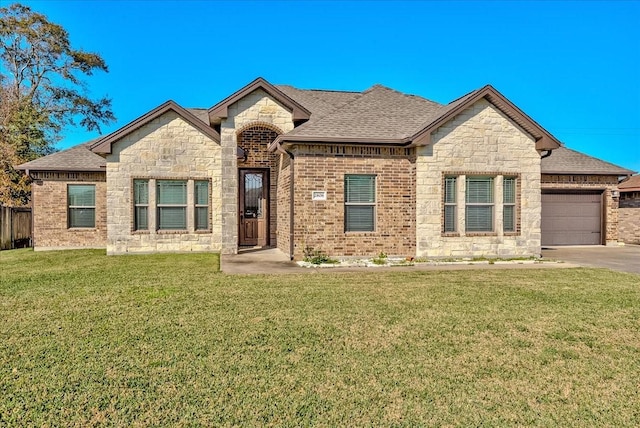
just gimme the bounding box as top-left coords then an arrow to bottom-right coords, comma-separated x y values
17,0 -> 640,172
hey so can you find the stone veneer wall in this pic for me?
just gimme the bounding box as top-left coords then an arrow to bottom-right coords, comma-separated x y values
416,98 -> 541,258
541,174 -> 621,244
219,89 -> 294,254
105,111 -> 222,254
617,192 -> 639,244
31,171 -> 107,250
289,145 -> 416,259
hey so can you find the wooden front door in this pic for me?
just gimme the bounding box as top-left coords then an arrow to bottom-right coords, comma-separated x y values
239,169 -> 268,247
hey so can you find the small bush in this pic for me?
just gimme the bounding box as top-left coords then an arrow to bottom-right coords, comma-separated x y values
303,246 -> 338,265
372,252 -> 388,265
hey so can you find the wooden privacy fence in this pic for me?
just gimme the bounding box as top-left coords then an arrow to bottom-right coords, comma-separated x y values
0,205 -> 32,250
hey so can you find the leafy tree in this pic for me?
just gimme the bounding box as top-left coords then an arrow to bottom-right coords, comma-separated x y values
0,3 -> 115,206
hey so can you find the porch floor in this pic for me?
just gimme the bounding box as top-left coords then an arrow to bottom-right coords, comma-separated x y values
220,248 -> 305,274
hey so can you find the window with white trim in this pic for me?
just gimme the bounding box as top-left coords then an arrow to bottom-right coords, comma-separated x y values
503,177 -> 516,232
344,174 -> 376,232
133,179 -> 149,231
68,184 -> 95,228
465,176 -> 494,232
157,180 -> 187,230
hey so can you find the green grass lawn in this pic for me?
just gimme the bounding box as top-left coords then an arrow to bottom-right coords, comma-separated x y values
1,249 -> 639,426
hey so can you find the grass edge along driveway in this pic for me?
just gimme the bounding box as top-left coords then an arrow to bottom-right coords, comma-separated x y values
1,249 -> 639,426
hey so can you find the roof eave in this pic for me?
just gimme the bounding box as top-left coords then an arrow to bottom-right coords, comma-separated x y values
542,170 -> 635,176
91,100 -> 220,155
269,134 -> 411,151
18,166 -> 105,173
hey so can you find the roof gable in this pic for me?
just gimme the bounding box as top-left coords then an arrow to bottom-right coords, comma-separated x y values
411,85 -> 562,151
91,100 -> 220,155
208,77 -> 311,123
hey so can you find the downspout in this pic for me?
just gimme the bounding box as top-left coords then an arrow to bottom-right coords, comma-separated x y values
26,169 -> 34,249
540,150 -> 552,159
285,148 -> 295,260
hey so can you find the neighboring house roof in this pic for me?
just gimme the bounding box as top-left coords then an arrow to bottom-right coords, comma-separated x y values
541,146 -> 635,176
16,140 -> 105,172
619,174 -> 640,192
208,77 -> 312,123
92,100 -> 220,154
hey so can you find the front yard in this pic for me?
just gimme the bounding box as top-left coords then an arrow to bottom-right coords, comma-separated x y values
1,249 -> 639,426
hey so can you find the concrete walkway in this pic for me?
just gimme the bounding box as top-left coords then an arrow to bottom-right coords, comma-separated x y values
221,248 -> 307,274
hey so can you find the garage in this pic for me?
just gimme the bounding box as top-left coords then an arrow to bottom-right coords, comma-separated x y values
541,192 -> 602,246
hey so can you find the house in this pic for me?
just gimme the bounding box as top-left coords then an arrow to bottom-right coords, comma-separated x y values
17,77 -> 635,258
618,175 -> 640,244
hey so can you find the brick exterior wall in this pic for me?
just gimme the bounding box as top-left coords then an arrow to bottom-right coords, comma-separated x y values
289,145 -> 416,259
219,88 -> 294,254
276,153 -> 292,255
31,171 -> 106,250
416,99 -> 541,258
619,192 -> 640,244
541,174 -> 621,244
237,124 -> 280,246
105,111 -> 222,254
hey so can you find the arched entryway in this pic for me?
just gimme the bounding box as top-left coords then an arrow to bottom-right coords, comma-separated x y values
236,123 -> 281,247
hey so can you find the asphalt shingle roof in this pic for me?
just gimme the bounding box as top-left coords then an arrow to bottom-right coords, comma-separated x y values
541,146 -> 634,175
281,84 -> 445,140
275,85 -> 361,121
16,140 -> 105,172
186,108 -> 210,124
16,82 -> 635,176
619,174 -> 640,191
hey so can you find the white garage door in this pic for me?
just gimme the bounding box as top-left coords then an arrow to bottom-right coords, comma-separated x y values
541,192 -> 602,246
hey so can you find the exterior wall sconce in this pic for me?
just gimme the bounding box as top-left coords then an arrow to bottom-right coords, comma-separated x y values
611,190 -> 620,199
237,147 -> 248,163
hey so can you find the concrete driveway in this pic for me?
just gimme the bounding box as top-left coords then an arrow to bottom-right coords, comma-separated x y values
542,245 -> 640,275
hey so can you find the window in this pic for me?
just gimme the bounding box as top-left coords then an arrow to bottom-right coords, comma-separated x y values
503,177 -> 516,232
345,174 -> 376,232
134,180 -> 149,230
68,184 -> 95,228
465,176 -> 494,232
157,180 -> 187,230
444,176 -> 457,232
194,180 -> 209,230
